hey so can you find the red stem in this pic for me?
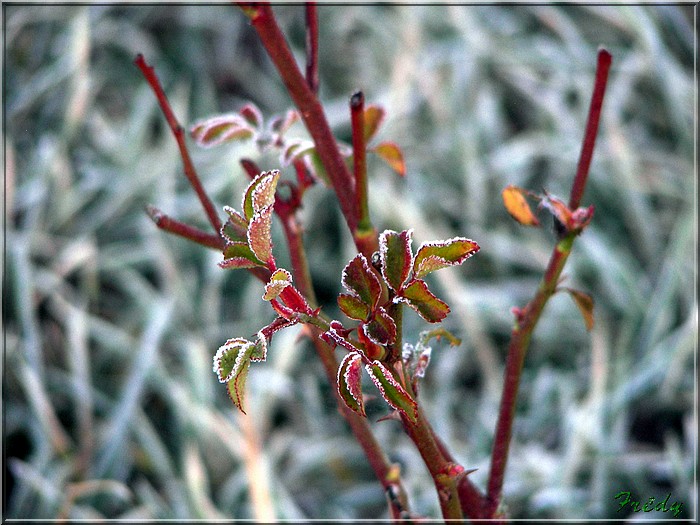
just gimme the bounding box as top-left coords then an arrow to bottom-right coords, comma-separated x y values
350,91 -> 372,233
305,2 -> 319,94
134,54 -> 223,234
236,4 -> 361,239
146,205 -> 224,251
568,48 -> 612,210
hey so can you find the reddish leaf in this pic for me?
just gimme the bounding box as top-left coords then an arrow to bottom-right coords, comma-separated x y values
338,293 -> 371,321
379,229 -> 413,293
413,237 -> 480,279
321,323 -> 362,354
366,360 -> 418,423
239,102 -> 263,128
263,269 -> 292,301
399,279 -> 450,323
363,104 -> 386,142
540,192 -> 572,229
247,205 -> 274,264
362,307 -> 397,346
337,352 -> 366,417
563,287 -> 595,331
502,185 -> 540,226
270,109 -> 300,135
191,114 -> 255,148
371,141 -> 406,177
257,317 -> 298,356
342,254 -> 382,310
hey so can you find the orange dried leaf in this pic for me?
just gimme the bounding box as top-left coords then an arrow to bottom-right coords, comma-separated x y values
502,185 -> 540,226
372,142 -> 406,177
564,288 -> 595,331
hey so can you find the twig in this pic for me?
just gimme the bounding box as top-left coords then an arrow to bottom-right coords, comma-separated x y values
485,48 -> 612,516
146,205 -> 224,251
134,54 -> 222,234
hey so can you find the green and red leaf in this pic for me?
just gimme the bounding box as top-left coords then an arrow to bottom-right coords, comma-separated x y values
338,293 -> 371,321
342,254 -> 382,310
337,352 -> 366,417
502,185 -> 540,226
191,114 -> 255,148
379,229 -> 413,293
366,360 -> 418,423
399,279 -> 451,323
280,139 -> 315,167
238,102 -> 263,128
371,141 -> 406,177
220,241 -> 264,270
221,206 -> 249,243
263,269 -> 293,301
213,338 -> 256,413
242,170 -> 280,221
362,307 -> 397,346
413,237 -> 480,279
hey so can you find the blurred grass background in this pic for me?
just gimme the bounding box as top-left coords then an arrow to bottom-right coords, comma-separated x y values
4,4 -> 696,521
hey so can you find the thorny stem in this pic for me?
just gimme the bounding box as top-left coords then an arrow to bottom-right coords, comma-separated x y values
485,49 -> 612,517
134,54 -> 222,234
305,2 -> 319,94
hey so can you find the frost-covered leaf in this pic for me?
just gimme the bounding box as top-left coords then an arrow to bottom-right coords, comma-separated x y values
337,352 -> 366,417
220,241 -> 264,270
342,254 -> 382,310
540,192 -> 572,229
379,229 -> 413,292
239,102 -> 263,128
399,279 -> 450,323
242,170 -> 280,221
363,104 -> 385,142
366,361 -> 418,423
213,338 -> 256,413
247,205 -> 274,264
191,114 -> 255,148
563,287 -> 595,331
263,269 -> 293,301
270,109 -> 300,135
221,206 -> 249,243
362,307 -> 397,346
371,142 -> 406,177
280,139 -> 315,167
413,237 -> 480,279
502,185 -> 540,226
338,293 -> 371,321
258,317 -> 298,356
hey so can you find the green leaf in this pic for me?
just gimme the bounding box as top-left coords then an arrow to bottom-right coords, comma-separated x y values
338,293 -> 371,321
213,338 -> 256,413
413,237 -> 480,279
263,269 -> 293,301
371,141 -> 406,177
337,352 -> 366,417
247,205 -> 274,264
220,241 -> 264,270
221,206 -> 249,243
280,139 -> 315,167
363,104 -> 385,142
190,114 -> 255,148
379,229 -> 413,292
366,361 -> 418,423
342,254 -> 382,310
242,169 -> 280,221
362,307 -> 397,346
400,279 -> 450,323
